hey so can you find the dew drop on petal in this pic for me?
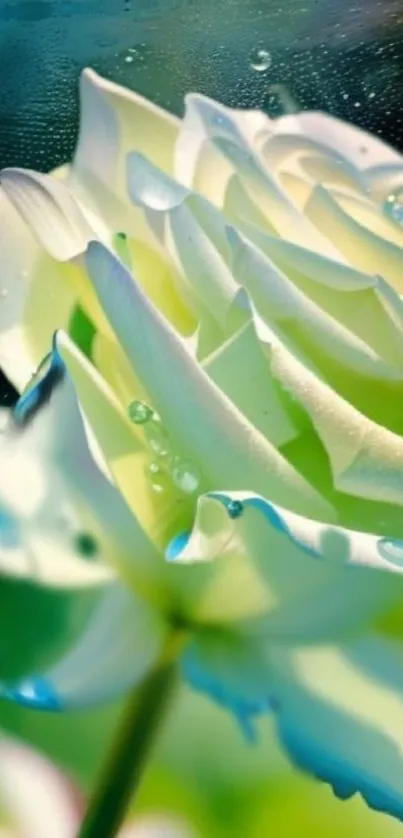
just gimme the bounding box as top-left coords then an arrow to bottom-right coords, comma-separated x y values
227,499 -> 244,519
150,481 -> 166,495
144,418 -> 171,457
378,537 -> 403,567
148,461 -> 163,477
384,190 -> 403,227
128,400 -> 154,425
145,459 -> 172,494
250,47 -> 272,72
170,457 -> 201,495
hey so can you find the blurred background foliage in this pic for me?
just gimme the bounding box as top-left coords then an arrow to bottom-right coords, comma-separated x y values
1,0 -> 403,835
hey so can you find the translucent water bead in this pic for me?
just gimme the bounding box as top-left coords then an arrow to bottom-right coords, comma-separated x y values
144,417 -> 171,458
227,500 -> 244,519
128,400 -> 154,425
146,461 -> 169,494
384,190 -> 403,227
170,457 -> 201,495
249,47 -> 272,72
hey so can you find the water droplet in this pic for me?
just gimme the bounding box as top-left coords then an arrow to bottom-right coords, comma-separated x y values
148,461 -> 163,477
74,532 -> 99,559
124,54 -> 134,63
144,418 -> 171,458
378,537 -> 403,567
151,481 -> 166,495
170,457 -> 201,495
250,48 -> 272,73
368,91 -> 376,99
227,499 -> 244,519
342,92 -> 349,100
128,400 -> 154,425
384,190 -> 403,227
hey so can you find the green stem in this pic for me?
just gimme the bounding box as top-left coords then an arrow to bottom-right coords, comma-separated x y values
77,656 -> 178,838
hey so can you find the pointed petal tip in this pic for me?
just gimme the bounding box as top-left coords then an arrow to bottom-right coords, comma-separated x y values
81,66 -> 98,82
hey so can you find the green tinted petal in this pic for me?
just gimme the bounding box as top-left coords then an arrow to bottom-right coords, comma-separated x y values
306,185 -> 403,292
74,68 -> 179,199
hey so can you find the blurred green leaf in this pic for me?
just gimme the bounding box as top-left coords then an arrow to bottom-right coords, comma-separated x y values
0,577 -> 97,681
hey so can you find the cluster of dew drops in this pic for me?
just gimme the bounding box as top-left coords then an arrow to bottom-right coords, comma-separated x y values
128,399 -> 244,521
127,400 -> 201,497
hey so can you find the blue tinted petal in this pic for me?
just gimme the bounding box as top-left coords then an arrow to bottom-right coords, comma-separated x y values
182,629 -> 273,742
269,638 -> 403,821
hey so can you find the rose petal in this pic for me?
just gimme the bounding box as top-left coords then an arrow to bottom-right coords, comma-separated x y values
0,168 -> 94,261
203,317 -> 303,448
175,94 -> 344,261
0,189 -> 76,390
5,583 -> 166,710
230,217 -> 403,371
86,242 -> 333,521
269,637 -> 403,821
74,68 -> 179,200
271,111 -> 401,171
182,628 -> 272,741
168,491 -> 403,640
305,185 -> 403,292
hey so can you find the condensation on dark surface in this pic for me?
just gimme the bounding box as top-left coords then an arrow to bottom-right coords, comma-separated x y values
0,0 -> 403,174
